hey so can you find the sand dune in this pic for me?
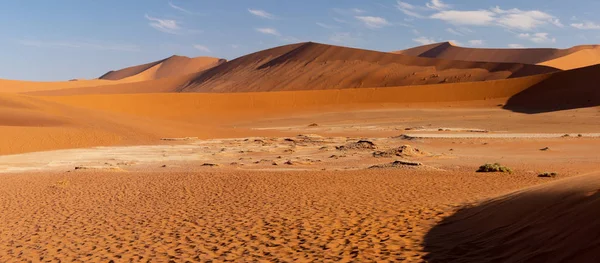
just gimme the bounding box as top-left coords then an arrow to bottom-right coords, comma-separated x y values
539,47 -> 600,70
504,64 -> 600,112
99,55 -> 225,81
179,42 -> 557,92
0,78 -> 134,93
424,172 -> 600,262
396,42 -> 600,70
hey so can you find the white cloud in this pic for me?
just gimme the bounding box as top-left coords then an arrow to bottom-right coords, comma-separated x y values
518,32 -> 556,43
169,2 -> 192,14
333,8 -> 366,15
413,29 -> 421,35
396,1 -> 424,18
316,22 -> 338,29
396,1 -> 415,10
145,14 -> 181,34
426,0 -> 450,10
230,44 -> 240,49
431,6 -> 562,31
355,16 -> 391,28
333,17 -> 348,24
193,44 -> 211,53
413,36 -> 436,45
352,8 -> 365,14
508,44 -> 525,48
248,9 -> 276,19
468,39 -> 484,46
431,10 -> 495,26
18,39 -> 140,52
446,28 -> 464,36
493,7 -> 563,31
255,27 -> 280,36
571,22 -> 600,30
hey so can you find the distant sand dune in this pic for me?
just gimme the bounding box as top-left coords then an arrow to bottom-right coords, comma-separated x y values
179,42 -> 557,92
99,55 -> 225,81
396,42 -> 600,70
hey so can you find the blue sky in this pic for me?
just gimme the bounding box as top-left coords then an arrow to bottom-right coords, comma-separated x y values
1,0 -> 599,81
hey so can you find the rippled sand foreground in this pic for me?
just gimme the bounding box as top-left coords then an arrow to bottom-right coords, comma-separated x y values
0,169 -> 553,262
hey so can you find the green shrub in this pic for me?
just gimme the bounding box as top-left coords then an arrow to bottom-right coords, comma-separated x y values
477,163 -> 513,174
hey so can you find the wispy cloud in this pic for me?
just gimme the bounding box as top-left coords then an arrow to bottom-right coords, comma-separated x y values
431,10 -> 496,26
413,36 -> 436,45
333,17 -> 348,24
355,16 -> 391,29
508,44 -> 525,48
248,9 -> 276,19
468,39 -> 484,46
255,27 -> 280,36
193,44 -> 211,53
571,21 -> 600,30
396,1 -> 425,18
493,7 -> 563,30
145,14 -> 180,34
169,2 -> 192,14
430,6 -> 562,31
145,14 -> 201,35
18,39 -> 140,52
316,22 -> 338,30
426,0 -> 450,10
446,28 -> 464,36
333,8 -> 366,16
518,32 -> 556,43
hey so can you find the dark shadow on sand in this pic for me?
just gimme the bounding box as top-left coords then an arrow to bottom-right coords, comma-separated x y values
423,186 -> 600,262
503,64 -> 600,114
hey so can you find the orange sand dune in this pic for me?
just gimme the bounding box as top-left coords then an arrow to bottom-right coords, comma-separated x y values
99,55 -> 225,81
179,42 -> 557,92
396,42 -> 600,70
539,47 -> 600,70
24,72 -> 204,96
0,92 -> 246,155
424,172 -> 600,262
0,78 -> 135,93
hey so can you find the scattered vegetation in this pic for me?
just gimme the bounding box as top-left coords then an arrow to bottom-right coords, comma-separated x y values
540,147 -> 550,151
477,163 -> 513,174
538,172 -> 558,178
308,123 -> 319,127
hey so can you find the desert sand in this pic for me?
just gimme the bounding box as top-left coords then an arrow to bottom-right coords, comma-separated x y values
396,41 -> 600,70
0,41 -> 599,262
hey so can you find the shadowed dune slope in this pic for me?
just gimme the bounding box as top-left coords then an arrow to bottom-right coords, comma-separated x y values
424,172 -> 600,263
504,64 -> 600,113
179,42 -> 558,93
99,55 -> 225,81
396,42 -> 600,70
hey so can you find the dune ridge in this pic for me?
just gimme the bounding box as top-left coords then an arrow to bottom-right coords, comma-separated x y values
396,42 -> 600,70
99,55 -> 225,81
178,42 -> 557,93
